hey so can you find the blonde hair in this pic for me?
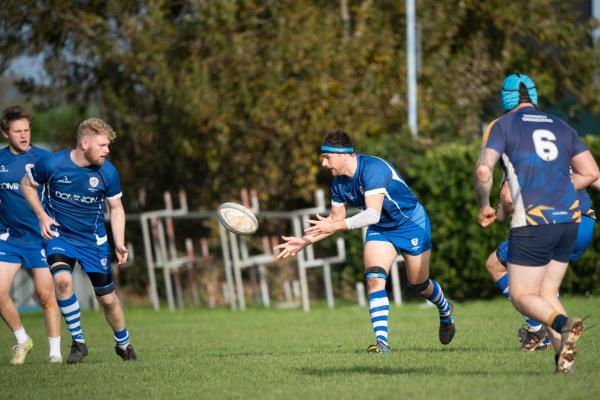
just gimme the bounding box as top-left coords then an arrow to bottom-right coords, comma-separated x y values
77,118 -> 116,142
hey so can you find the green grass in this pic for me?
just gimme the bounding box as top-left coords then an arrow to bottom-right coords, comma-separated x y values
1,297 -> 600,399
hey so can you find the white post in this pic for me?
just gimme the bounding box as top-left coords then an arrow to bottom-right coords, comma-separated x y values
218,224 -> 237,310
390,259 -> 403,306
356,282 -> 367,307
406,0 -> 418,139
323,262 -> 334,309
258,264 -> 270,308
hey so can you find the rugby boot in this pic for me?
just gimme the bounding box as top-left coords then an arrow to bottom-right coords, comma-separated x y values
115,344 -> 138,361
10,337 -> 33,365
536,336 -> 552,351
439,300 -> 456,345
517,325 -> 548,352
66,340 -> 88,364
367,340 -> 391,354
556,317 -> 584,374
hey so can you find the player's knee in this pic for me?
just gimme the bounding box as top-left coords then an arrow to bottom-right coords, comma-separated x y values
35,288 -> 55,308
365,266 -> 387,290
53,275 -> 72,294
97,292 -> 119,308
407,278 -> 430,294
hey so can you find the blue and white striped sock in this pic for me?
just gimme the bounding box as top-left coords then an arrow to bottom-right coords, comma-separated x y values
495,274 -> 510,300
58,294 -> 85,343
368,290 -> 389,344
114,328 -> 130,350
426,280 -> 452,320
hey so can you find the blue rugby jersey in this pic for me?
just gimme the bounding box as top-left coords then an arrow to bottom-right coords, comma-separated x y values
0,145 -> 49,246
331,154 -> 419,229
28,149 -> 122,247
484,106 -> 587,227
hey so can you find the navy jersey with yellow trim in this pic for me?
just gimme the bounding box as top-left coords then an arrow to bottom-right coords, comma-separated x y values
578,189 -> 595,219
330,154 -> 419,229
484,106 -> 587,228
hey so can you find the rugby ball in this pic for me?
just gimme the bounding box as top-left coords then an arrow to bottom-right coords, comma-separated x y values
216,202 -> 258,235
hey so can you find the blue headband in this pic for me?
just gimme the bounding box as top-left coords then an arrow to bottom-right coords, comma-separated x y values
501,73 -> 538,112
320,145 -> 354,153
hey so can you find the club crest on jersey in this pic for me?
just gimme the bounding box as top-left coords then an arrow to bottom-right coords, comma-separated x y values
25,163 -> 34,174
57,176 -> 72,184
40,249 -> 46,257
0,165 -> 7,173
411,238 -> 419,247
101,258 -> 108,267
89,177 -> 99,188
359,185 -> 365,194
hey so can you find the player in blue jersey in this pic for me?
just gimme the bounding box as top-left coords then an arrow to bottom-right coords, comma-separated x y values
474,73 -> 599,373
485,181 -> 597,352
21,117 -> 137,363
276,129 -> 455,353
0,105 -> 62,364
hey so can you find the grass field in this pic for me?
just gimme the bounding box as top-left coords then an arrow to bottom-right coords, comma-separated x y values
1,297 -> 599,399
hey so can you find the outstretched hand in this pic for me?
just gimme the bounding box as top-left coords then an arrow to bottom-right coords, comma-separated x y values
304,213 -> 337,235
274,236 -> 310,259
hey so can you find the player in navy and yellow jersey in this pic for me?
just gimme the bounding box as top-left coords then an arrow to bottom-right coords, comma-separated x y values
21,117 -> 137,363
276,129 -> 455,353
485,182 -> 597,352
474,73 -> 600,373
0,105 -> 62,365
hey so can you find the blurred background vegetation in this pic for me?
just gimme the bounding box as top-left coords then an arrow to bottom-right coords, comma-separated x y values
1,0 -> 599,299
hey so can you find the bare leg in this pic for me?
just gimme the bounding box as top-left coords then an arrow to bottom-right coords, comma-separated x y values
97,292 -> 126,332
0,262 -> 24,333
31,268 -> 60,338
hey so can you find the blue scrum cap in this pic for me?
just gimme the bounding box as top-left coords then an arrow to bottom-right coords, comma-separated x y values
501,73 -> 538,112
320,145 -> 354,154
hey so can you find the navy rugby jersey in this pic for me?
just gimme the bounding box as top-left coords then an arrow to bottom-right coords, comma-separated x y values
28,149 -> 122,247
331,154 -> 419,229
484,107 -> 587,228
579,189 -> 595,219
0,146 -> 49,246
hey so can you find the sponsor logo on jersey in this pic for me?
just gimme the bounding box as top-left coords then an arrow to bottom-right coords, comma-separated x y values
0,182 -> 20,190
89,177 -> 99,188
51,247 -> 65,252
0,165 -> 7,173
54,190 -> 99,204
57,176 -> 72,184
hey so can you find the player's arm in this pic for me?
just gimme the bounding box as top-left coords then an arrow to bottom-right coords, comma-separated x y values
108,197 -> 128,265
590,176 -> 600,192
20,175 -> 59,239
474,147 -> 500,227
570,150 -> 600,190
275,205 -> 346,259
304,193 -> 384,235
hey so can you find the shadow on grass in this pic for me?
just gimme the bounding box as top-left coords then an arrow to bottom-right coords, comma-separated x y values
297,365 -> 550,377
350,345 -> 511,354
